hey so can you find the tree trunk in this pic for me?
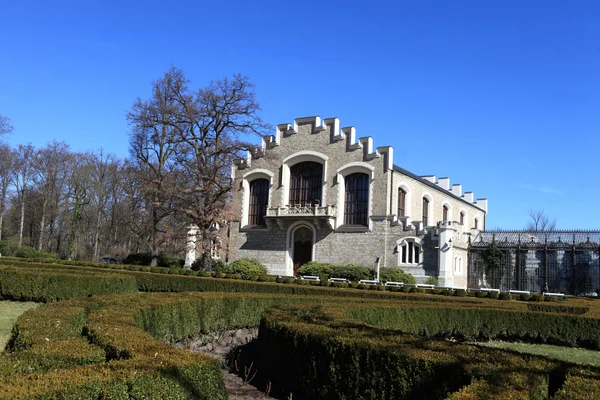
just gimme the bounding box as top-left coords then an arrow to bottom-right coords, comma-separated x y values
37,198 -> 48,251
93,208 -> 101,260
18,193 -> 25,248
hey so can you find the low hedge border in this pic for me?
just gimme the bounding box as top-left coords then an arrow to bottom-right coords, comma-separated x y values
3,286 -> 600,398
347,305 -> 600,349
2,293 -> 315,399
255,303 -> 600,400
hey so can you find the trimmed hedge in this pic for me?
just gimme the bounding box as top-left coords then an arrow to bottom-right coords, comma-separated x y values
0,267 -> 137,302
347,306 -> 600,349
255,304 -> 569,400
297,261 -> 417,283
3,259 -> 600,398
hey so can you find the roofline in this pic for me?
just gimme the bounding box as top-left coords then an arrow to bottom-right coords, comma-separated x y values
392,165 -> 487,213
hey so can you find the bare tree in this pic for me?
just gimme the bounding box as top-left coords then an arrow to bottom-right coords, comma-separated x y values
0,114 -> 14,136
127,68 -> 269,268
32,141 -> 71,251
172,73 -> 270,267
127,68 -> 183,265
526,209 -> 557,232
11,144 -> 36,248
0,144 -> 13,241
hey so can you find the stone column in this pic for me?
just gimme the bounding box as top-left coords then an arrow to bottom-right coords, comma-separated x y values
438,221 -> 457,287
184,225 -> 199,269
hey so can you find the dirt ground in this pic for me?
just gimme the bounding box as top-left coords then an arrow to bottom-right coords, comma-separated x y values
174,328 -> 272,400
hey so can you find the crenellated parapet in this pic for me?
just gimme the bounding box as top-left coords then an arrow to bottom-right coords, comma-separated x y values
419,175 -> 488,212
235,115 -> 394,176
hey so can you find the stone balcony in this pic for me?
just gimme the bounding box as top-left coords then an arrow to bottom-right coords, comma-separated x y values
264,205 -> 336,231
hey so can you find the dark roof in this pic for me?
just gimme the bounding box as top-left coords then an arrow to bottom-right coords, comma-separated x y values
471,231 -> 600,248
392,164 -> 486,212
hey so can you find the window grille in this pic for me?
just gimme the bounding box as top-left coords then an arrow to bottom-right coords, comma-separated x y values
248,178 -> 269,226
344,173 -> 369,226
397,188 -> 406,217
289,162 -> 323,207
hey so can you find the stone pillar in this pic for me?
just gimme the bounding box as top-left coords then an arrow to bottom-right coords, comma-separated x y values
184,225 -> 199,269
438,221 -> 457,287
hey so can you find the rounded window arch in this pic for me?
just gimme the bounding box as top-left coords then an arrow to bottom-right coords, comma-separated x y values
459,210 -> 466,225
282,151 -> 328,207
474,217 -> 480,230
241,169 -> 273,227
396,183 -> 411,218
335,162 -> 375,229
421,194 -> 433,226
442,202 -> 452,222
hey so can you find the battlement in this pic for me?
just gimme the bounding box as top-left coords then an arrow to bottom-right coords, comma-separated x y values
236,115 -> 394,174
418,176 -> 487,213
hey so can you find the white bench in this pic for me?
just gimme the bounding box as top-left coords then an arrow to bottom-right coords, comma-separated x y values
300,275 -> 320,281
358,279 -> 380,285
416,284 -> 435,289
543,292 -> 565,297
384,281 -> 404,287
328,277 -> 350,283
509,290 -> 530,295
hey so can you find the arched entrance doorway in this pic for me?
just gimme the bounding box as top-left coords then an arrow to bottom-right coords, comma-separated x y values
292,226 -> 313,275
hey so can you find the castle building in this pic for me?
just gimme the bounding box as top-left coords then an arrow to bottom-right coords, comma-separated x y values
228,116 -> 488,288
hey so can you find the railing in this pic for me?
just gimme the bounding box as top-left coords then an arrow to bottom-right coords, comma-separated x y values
266,205 -> 336,217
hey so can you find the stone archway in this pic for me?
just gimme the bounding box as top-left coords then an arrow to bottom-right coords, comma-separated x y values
292,226 -> 313,275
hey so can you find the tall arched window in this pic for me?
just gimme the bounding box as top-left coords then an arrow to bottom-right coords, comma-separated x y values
422,197 -> 429,226
397,188 -> 406,217
248,179 -> 269,226
289,162 -> 323,207
344,173 -> 369,225
460,211 -> 465,225
474,218 -> 479,229
443,205 -> 449,221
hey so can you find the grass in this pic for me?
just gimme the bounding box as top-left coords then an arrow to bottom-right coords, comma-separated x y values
0,300 -> 39,352
475,340 -> 600,367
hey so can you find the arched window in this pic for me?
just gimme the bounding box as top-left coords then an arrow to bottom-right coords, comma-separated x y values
248,179 -> 269,226
289,162 -> 323,207
474,218 -> 479,229
344,173 -> 369,225
397,188 -> 406,217
422,197 -> 429,226
460,211 -> 465,225
443,205 -> 449,221
398,238 -> 423,265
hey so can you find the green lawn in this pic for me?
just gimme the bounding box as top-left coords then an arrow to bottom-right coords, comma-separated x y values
0,301 -> 39,352
475,340 -> 600,367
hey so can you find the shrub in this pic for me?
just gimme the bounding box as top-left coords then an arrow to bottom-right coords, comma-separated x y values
123,253 -> 153,266
454,289 -> 467,297
379,267 -> 416,284
158,254 -> 185,269
14,246 -> 59,260
297,262 -> 334,277
487,291 -> 499,300
519,293 -> 532,302
223,258 -> 268,275
530,294 -> 544,302
498,292 -> 510,300
425,276 -> 439,286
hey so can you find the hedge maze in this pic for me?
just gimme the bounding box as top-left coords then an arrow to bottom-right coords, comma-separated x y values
1,259 -> 600,399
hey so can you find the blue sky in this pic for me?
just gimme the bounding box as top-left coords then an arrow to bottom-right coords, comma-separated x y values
1,0 -> 599,229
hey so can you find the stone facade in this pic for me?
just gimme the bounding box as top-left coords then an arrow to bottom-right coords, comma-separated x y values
228,116 -> 487,288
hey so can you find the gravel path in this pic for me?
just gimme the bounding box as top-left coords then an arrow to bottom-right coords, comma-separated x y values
174,328 -> 273,400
